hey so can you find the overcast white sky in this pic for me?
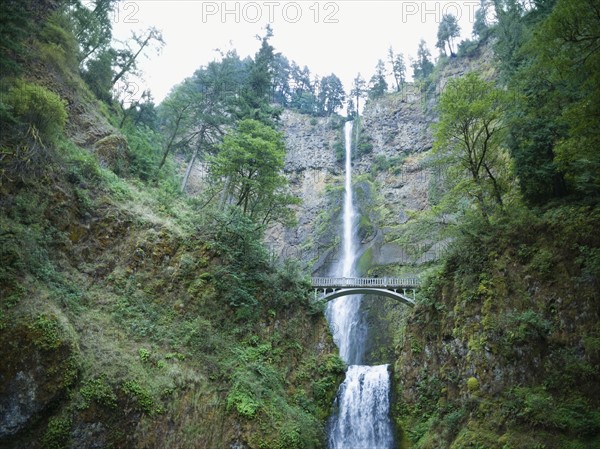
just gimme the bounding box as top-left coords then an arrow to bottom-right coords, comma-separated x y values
112,1 -> 483,104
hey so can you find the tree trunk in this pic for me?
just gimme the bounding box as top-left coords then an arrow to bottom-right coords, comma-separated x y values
484,162 -> 503,206
180,146 -> 199,193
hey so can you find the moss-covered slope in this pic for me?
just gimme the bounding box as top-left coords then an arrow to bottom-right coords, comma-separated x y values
394,206 -> 600,449
0,3 -> 343,448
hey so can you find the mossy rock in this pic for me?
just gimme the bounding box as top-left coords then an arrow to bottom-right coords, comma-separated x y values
94,134 -> 128,172
0,315 -> 80,439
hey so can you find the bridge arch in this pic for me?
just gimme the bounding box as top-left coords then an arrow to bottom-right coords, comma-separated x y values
311,277 -> 419,307
315,288 -> 415,307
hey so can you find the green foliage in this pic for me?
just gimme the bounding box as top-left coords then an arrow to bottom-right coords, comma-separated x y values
0,11 -> 343,449
371,155 -> 405,176
368,59 -> 388,100
508,387 -> 600,435
29,314 -> 63,350
412,39 -> 435,81
502,310 -> 551,345
355,129 -> 374,158
333,134 -> 345,162
473,1 -> 492,40
318,74 -> 346,115
39,11 -> 79,72
457,39 -> 480,58
78,377 -> 118,409
81,48 -> 115,102
493,0 -> 600,202
436,14 -> 461,55
388,47 -> 407,92
399,196 -> 600,447
466,377 -> 479,392
0,0 -> 34,75
42,415 -> 72,449
122,379 -> 161,415
210,119 -> 298,226
60,141 -> 106,196
139,347 -> 151,362
537,0 -> 600,196
3,81 -> 67,146
120,123 -> 164,181
68,0 -> 115,64
350,73 -> 367,116
450,426 -> 502,449
433,72 -> 511,218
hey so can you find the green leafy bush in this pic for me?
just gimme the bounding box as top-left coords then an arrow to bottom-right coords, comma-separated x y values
5,81 -> 67,145
29,314 -> 62,350
78,377 -> 117,409
467,377 -> 480,392
42,416 -> 72,449
122,379 -> 160,415
509,387 -> 600,435
39,12 -> 78,72
503,310 -> 552,345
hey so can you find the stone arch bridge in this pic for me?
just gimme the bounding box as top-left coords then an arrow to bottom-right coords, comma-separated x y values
311,277 -> 420,307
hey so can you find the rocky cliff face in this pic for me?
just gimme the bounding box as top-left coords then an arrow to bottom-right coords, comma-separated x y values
269,42 -> 497,275
271,88 -> 437,274
265,111 -> 341,272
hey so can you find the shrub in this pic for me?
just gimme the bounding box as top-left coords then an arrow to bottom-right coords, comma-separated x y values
504,310 -> 551,345
39,12 -> 78,72
467,377 -> 480,392
42,416 -> 72,449
78,377 -> 117,409
5,81 -> 67,145
122,379 -> 160,415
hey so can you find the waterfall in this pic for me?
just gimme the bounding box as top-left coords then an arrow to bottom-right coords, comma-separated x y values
325,121 -> 366,364
328,366 -> 394,449
326,121 -> 395,449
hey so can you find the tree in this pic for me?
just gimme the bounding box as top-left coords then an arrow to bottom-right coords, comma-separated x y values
368,59 -> 388,100
272,53 -> 292,107
411,39 -> 435,81
318,74 -> 345,115
492,0 -> 530,77
68,0 -> 116,64
81,47 -> 115,101
158,56 -> 239,192
504,0 -> 600,200
111,27 -> 164,88
237,25 -> 282,123
537,0 -> 600,196
473,0 -> 493,39
119,89 -> 157,129
433,73 -> 510,218
346,98 -> 356,119
350,73 -> 366,117
436,14 -> 461,56
290,62 -> 317,115
388,47 -> 406,92
210,119 -> 298,226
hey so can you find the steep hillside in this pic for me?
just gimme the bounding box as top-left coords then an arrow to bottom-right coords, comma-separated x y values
395,205 -> 600,449
0,3 -> 343,448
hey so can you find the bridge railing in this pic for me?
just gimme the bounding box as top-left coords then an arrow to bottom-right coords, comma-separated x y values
311,277 -> 420,289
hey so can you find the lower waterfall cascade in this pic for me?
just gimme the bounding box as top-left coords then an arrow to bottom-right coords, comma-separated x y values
325,121 -> 395,449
